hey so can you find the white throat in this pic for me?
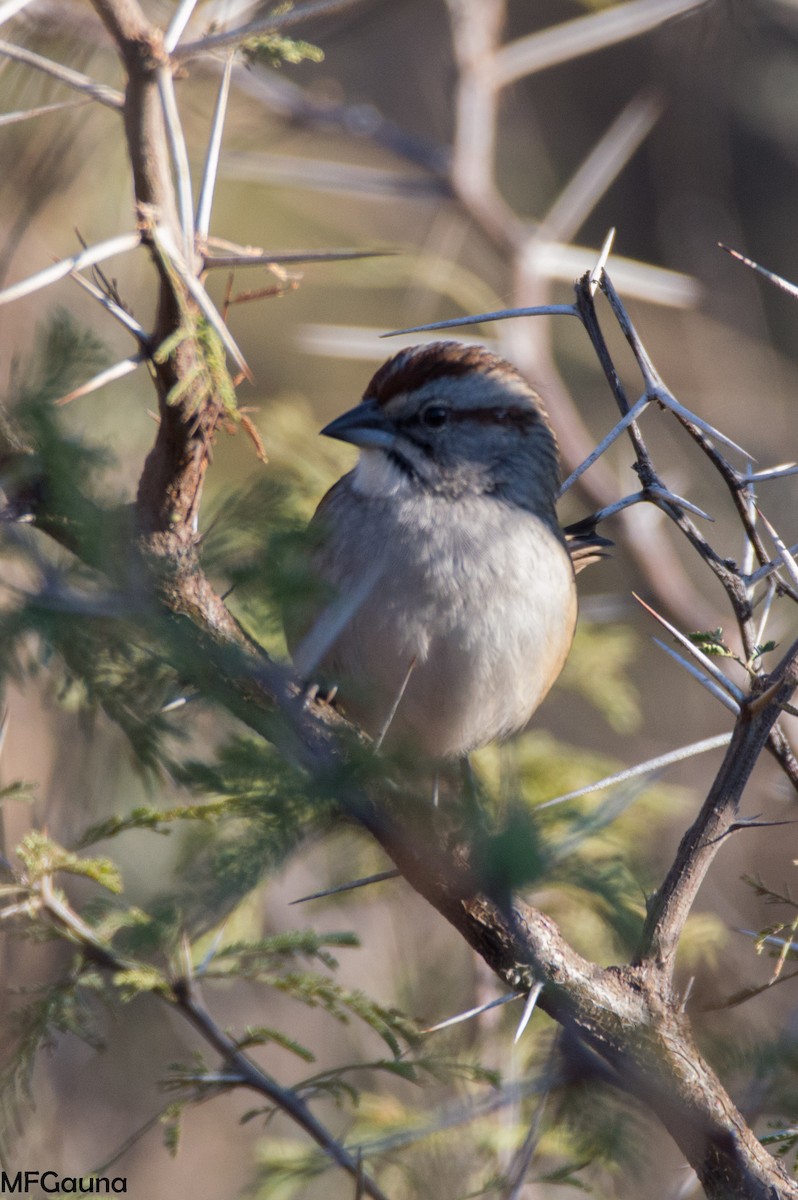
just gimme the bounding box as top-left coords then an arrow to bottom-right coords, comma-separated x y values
351,449 -> 413,498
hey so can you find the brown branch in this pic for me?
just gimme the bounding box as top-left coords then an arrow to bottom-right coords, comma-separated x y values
445,0 -> 524,252
383,856 -> 796,1199
76,566 -> 794,1198
173,980 -> 390,1200
638,640 -> 798,976
575,273 -> 798,792
88,0 -> 226,543
598,274 -> 781,607
33,878 -> 389,1200
11,344 -> 798,1197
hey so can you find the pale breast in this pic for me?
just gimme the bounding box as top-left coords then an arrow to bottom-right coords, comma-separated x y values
300,479 -> 577,758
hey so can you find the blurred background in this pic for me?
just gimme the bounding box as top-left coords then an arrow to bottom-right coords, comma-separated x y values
2,1 -> 798,1197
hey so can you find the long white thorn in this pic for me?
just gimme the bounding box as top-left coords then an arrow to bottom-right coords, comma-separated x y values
652,640 -> 741,713
558,393 -> 649,496
375,657 -> 416,750
589,227 -> 616,294
741,473 -> 756,588
746,543 -> 798,587
538,733 -> 733,810
755,581 -> 777,648
0,38 -> 123,108
196,54 -> 234,242
0,99 -> 91,127
576,491 -> 644,524
422,993 -> 520,1035
744,463 -> 798,483
155,226 -> 251,378
0,0 -> 34,24
156,66 -> 196,268
0,232 -> 141,308
720,244 -> 798,302
290,870 -> 400,906
164,0 -> 201,52
758,509 -> 798,593
69,270 -> 147,343
383,304 -> 578,339
291,559 -> 384,679
656,388 -> 753,459
647,486 -> 714,522
634,593 -> 745,702
55,356 -> 142,406
514,983 -> 543,1044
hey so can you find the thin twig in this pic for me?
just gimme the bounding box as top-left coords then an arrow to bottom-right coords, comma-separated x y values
173,983 -> 391,1200
204,248 -> 395,269
638,638 -> 798,973
174,0 -> 365,60
0,37 -> 123,107
34,876 -> 390,1200
69,268 -> 148,343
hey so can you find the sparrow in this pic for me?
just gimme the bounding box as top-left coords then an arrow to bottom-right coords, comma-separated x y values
288,341 -> 606,758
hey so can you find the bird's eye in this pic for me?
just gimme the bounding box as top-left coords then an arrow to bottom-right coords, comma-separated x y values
420,404 -> 449,430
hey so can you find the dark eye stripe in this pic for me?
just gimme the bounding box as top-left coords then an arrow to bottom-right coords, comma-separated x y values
389,405 -> 538,464
453,406 -> 538,430
402,406 -> 537,432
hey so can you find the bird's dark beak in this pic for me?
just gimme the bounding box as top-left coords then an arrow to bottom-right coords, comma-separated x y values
320,398 -> 397,451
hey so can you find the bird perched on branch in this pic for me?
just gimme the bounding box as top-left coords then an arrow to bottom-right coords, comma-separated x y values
289,341 -> 608,758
